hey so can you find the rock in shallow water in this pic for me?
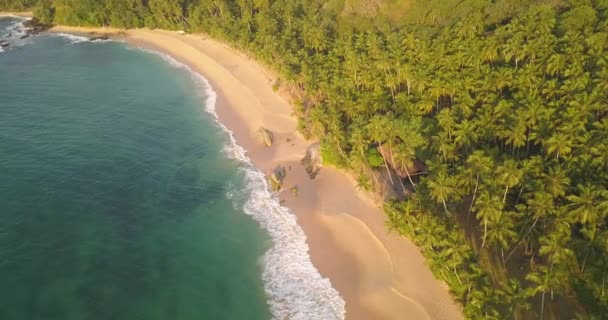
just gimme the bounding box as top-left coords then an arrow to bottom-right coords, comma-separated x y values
22,18 -> 50,35
89,34 -> 110,41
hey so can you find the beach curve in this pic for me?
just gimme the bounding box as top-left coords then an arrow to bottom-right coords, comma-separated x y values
47,25 -> 464,320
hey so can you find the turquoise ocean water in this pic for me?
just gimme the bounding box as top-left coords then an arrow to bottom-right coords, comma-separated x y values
0,17 -> 345,320
0,17 -> 273,320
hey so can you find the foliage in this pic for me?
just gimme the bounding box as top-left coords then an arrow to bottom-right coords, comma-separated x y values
0,0 -> 35,10
2,0 -> 608,318
320,142 -> 347,168
32,0 -> 53,24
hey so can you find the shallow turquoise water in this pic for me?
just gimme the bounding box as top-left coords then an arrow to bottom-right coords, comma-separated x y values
0,17 -> 271,320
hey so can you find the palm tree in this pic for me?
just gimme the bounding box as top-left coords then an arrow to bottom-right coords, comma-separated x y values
487,211 -> 517,264
542,166 -> 570,198
437,109 -> 456,139
505,192 -> 555,262
499,278 -> 532,320
545,132 -> 573,160
475,191 -> 503,248
356,173 -> 373,191
545,53 -> 566,77
431,133 -> 457,162
428,78 -> 445,111
366,116 -> 395,185
577,227 -> 608,273
539,229 -> 575,267
505,119 -> 528,153
392,143 -> 418,191
525,266 -> 554,320
399,64 -> 414,95
427,172 -> 455,216
566,184 -> 608,227
493,67 -> 514,90
454,120 -> 478,153
497,160 -> 523,205
466,151 -> 494,219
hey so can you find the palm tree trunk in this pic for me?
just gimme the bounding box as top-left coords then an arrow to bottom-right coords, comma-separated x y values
397,176 -> 408,197
515,186 -> 524,206
540,291 -> 545,320
481,219 -> 488,248
505,217 -> 539,263
335,140 -> 351,166
467,174 -> 480,221
442,199 -> 450,216
453,261 -> 462,286
503,185 -> 509,204
581,244 -> 593,273
378,143 -> 395,185
365,162 -> 380,188
403,164 -> 417,192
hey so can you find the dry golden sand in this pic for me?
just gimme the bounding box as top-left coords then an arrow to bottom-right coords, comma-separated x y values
49,25 -> 464,320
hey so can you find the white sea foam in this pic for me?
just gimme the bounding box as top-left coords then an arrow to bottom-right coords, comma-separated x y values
136,47 -> 346,320
50,33 -> 90,44
0,17 -> 30,52
2,18 -> 28,41
90,38 -> 114,43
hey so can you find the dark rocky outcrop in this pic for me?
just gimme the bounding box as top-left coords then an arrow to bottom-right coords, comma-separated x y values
1,18 -> 51,51
268,166 -> 286,191
258,127 -> 273,147
301,142 -> 322,179
22,18 -> 51,35
89,34 -> 110,41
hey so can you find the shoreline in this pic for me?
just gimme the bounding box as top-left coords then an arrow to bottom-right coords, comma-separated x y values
43,24 -> 463,319
0,11 -> 32,18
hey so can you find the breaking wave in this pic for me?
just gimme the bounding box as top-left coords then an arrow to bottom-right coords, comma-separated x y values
0,17 -> 33,52
50,33 -> 115,44
135,47 -> 346,320
50,32 -> 90,44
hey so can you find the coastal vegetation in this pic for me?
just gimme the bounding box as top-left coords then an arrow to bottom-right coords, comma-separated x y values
3,0 -> 608,318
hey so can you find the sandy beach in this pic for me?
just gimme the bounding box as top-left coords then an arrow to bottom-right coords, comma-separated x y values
47,25 -> 464,319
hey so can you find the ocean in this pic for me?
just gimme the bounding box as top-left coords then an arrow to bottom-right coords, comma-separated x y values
0,17 -> 344,320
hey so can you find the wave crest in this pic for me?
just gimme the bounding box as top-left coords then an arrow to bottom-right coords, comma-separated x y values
50,32 -> 90,44
136,47 -> 346,320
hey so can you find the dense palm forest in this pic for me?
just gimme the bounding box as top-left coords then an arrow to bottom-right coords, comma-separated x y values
3,0 -> 608,318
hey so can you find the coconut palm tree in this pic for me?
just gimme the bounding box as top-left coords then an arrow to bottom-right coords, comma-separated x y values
497,160 -> 523,205
475,191 -> 503,248
427,171 -> 456,216
466,151 -> 494,218
567,184 -> 608,227
526,266 -> 555,320
499,278 -> 532,320
366,115 -> 395,185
